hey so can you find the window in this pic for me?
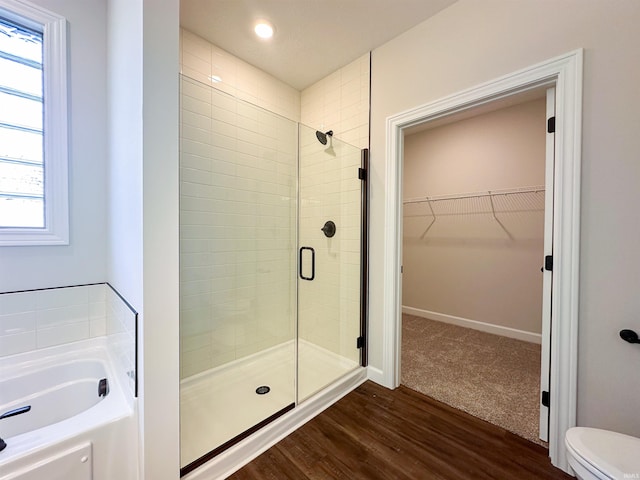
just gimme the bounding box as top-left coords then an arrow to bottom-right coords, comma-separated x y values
0,0 -> 67,245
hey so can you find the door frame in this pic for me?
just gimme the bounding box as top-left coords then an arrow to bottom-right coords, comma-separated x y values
381,50 -> 582,472
539,86 -> 556,442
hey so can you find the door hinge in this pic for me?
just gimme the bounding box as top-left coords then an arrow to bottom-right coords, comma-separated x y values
545,255 -> 553,272
356,336 -> 365,349
358,168 -> 367,180
541,390 -> 550,408
547,116 -> 556,133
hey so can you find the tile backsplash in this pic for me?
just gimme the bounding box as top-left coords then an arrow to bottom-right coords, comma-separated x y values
0,284 -> 107,357
0,283 -> 138,400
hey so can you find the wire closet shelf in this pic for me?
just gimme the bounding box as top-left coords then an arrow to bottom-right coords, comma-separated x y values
403,185 -> 546,238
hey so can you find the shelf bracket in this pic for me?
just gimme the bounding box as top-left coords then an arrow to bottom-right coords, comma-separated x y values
488,192 -> 514,240
420,199 -> 437,238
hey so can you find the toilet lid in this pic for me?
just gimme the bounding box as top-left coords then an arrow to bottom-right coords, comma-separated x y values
566,427 -> 640,478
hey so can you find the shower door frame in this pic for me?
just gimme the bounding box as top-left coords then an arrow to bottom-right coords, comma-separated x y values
359,148 -> 369,367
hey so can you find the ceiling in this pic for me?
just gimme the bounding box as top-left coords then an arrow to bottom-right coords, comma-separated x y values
180,0 -> 457,91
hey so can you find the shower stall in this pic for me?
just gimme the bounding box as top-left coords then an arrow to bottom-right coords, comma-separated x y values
179,75 -> 367,475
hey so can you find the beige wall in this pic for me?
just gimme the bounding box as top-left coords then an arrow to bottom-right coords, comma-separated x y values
402,99 -> 546,335
369,0 -> 640,437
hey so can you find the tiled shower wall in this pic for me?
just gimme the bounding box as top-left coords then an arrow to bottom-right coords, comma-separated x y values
301,53 -> 370,150
179,29 -> 369,376
181,29 -> 301,122
180,27 -> 371,148
180,76 -> 297,379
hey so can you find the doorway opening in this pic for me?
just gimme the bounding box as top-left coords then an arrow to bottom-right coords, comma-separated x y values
399,88 -> 550,446
381,50 -> 582,472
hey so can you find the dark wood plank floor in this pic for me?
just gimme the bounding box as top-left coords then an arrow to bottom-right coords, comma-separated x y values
229,381 -> 572,480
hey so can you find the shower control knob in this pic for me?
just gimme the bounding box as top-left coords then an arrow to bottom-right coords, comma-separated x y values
321,221 -> 336,238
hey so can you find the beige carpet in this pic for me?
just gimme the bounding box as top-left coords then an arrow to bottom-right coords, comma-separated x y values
401,314 -> 546,446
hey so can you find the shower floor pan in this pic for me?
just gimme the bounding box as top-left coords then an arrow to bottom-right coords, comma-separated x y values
180,339 -> 358,469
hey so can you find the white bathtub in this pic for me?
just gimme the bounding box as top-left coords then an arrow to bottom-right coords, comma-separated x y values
0,337 -> 137,480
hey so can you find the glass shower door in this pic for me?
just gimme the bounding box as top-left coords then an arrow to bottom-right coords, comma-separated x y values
179,75 -> 297,474
297,124 -> 364,402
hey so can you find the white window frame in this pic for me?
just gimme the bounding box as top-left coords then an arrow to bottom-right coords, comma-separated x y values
0,0 -> 68,246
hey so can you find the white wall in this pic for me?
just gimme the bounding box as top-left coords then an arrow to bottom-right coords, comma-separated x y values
108,1 -> 180,479
141,1 -> 180,479
107,0 -> 143,314
370,0 -> 640,438
402,99 -> 546,336
0,0 -> 107,292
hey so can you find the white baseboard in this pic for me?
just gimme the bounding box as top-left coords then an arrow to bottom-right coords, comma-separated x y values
366,365 -> 385,385
402,306 -> 542,344
183,367 -> 367,480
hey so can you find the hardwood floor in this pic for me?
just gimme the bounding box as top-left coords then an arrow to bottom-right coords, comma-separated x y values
229,381 -> 572,480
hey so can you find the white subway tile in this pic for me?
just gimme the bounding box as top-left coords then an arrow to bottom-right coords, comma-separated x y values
182,51 -> 211,78
182,124 -> 211,145
182,78 -> 212,103
0,291 -> 37,315
181,153 -> 211,173
89,300 -> 106,320
0,311 -> 36,335
183,111 -> 212,132
181,66 -> 210,87
87,284 -> 106,303
0,331 -> 36,356
182,29 -> 212,63
37,287 -> 89,310
37,304 -> 89,329
182,94 -> 211,117
37,322 -> 90,349
90,317 -> 107,337
211,89 -> 237,112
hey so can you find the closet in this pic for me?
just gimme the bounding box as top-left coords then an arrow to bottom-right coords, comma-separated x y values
400,95 -> 548,445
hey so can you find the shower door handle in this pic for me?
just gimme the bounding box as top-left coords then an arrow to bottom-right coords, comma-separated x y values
299,247 -> 315,281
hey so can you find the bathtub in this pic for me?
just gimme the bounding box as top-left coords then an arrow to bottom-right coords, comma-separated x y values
0,337 -> 137,480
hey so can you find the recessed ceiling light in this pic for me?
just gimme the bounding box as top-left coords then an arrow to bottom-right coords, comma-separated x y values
254,21 -> 274,39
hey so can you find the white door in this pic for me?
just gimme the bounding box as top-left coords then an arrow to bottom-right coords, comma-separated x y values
539,87 -> 555,442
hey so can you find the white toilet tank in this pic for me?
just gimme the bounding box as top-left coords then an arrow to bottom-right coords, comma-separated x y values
565,427 -> 640,480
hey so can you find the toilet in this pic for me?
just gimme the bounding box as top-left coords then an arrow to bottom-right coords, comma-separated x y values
565,427 -> 640,479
